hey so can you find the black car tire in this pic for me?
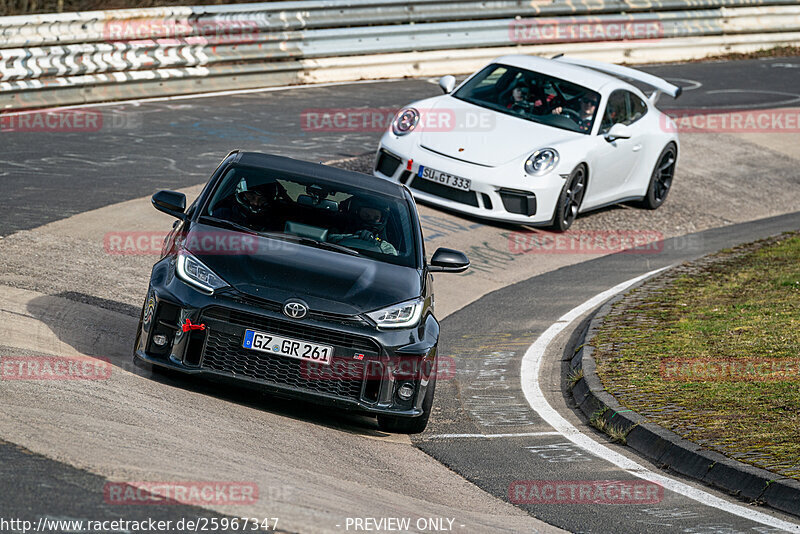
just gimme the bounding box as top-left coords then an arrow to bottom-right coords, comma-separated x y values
640,143 -> 677,210
131,298 -> 174,377
131,298 -> 151,371
377,374 -> 436,434
552,164 -> 587,232
132,350 -> 152,372
131,320 -> 160,375
132,342 -> 178,378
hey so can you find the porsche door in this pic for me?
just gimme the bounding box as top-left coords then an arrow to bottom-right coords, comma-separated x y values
585,90 -> 649,208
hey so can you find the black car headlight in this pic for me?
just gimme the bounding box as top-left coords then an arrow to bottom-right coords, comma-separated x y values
176,252 -> 229,293
524,148 -> 559,176
366,298 -> 424,328
392,108 -> 420,136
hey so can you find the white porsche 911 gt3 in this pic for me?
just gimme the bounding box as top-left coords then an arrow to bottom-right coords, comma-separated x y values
374,55 -> 682,230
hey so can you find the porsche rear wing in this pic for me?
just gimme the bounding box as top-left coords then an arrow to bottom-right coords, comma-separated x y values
553,56 -> 682,102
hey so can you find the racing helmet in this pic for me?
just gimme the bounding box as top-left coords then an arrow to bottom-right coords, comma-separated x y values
235,180 -> 275,216
348,195 -> 391,233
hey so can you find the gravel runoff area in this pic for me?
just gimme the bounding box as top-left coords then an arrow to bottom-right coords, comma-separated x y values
590,231 -> 800,480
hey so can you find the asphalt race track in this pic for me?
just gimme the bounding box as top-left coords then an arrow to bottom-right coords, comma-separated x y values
1,56 -> 799,533
3,56 -> 800,236
425,212 -> 800,533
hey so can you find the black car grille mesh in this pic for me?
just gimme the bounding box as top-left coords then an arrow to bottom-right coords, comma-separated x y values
202,307 -> 380,354
201,329 -> 365,400
376,150 -> 402,177
411,177 -> 479,207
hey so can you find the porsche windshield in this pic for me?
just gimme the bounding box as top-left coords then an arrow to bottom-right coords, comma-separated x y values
452,64 -> 601,134
202,165 -> 418,267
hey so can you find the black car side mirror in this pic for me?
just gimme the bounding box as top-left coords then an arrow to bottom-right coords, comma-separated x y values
152,190 -> 187,220
429,247 -> 470,273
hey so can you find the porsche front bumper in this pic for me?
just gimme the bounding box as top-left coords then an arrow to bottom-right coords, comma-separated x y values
374,137 -> 567,226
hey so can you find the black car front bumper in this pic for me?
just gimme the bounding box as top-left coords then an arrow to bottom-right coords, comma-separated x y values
134,258 -> 439,418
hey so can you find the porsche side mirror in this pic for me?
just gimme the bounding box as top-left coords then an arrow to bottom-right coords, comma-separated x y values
429,247 -> 469,273
152,190 -> 186,220
438,75 -> 456,94
604,123 -> 632,142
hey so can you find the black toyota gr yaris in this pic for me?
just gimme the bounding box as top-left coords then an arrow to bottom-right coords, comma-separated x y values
134,151 -> 469,433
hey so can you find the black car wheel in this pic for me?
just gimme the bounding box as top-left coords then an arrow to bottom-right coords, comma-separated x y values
377,374 -> 436,434
132,316 -> 161,375
131,297 -> 150,371
131,295 -> 174,377
552,165 -> 587,232
641,143 -> 677,210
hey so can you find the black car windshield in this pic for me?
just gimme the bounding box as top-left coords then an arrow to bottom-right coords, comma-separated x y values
452,63 -> 601,134
202,165 -> 418,267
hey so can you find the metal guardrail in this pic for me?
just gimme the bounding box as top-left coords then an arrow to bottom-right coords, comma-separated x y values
4,0 -> 800,46
1,0 -> 799,110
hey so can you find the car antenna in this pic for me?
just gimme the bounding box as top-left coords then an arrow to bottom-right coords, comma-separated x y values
551,53 -> 564,59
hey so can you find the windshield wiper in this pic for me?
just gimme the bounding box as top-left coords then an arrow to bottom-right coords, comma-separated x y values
196,222 -> 360,256
259,232 -> 360,256
198,215 -> 258,235
306,239 -> 360,256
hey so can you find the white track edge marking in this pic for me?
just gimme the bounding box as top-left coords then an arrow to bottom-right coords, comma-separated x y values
520,266 -> 800,532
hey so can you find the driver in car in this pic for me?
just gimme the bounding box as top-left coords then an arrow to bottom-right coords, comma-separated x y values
575,95 -> 599,132
328,197 -> 398,255
506,84 -> 530,110
211,181 -> 279,231
506,80 -> 562,116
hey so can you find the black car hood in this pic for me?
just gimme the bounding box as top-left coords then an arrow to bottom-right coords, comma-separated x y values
186,224 -> 422,316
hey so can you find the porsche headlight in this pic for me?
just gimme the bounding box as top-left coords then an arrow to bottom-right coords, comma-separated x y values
366,298 -> 424,329
524,148 -> 560,176
176,252 -> 228,293
392,108 -> 420,136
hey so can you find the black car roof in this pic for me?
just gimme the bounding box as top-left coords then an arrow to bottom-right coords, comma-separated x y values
234,151 -> 405,199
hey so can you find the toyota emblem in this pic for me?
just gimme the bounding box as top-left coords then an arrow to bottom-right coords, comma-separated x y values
283,300 -> 308,319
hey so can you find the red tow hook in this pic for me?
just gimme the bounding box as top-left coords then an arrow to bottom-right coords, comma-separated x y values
182,319 -> 206,332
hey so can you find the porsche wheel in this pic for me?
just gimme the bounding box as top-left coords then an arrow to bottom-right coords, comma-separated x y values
552,165 -> 587,232
641,143 -> 677,210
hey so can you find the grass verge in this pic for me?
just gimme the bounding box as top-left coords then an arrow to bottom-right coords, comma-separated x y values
589,408 -> 632,444
592,232 -> 800,479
